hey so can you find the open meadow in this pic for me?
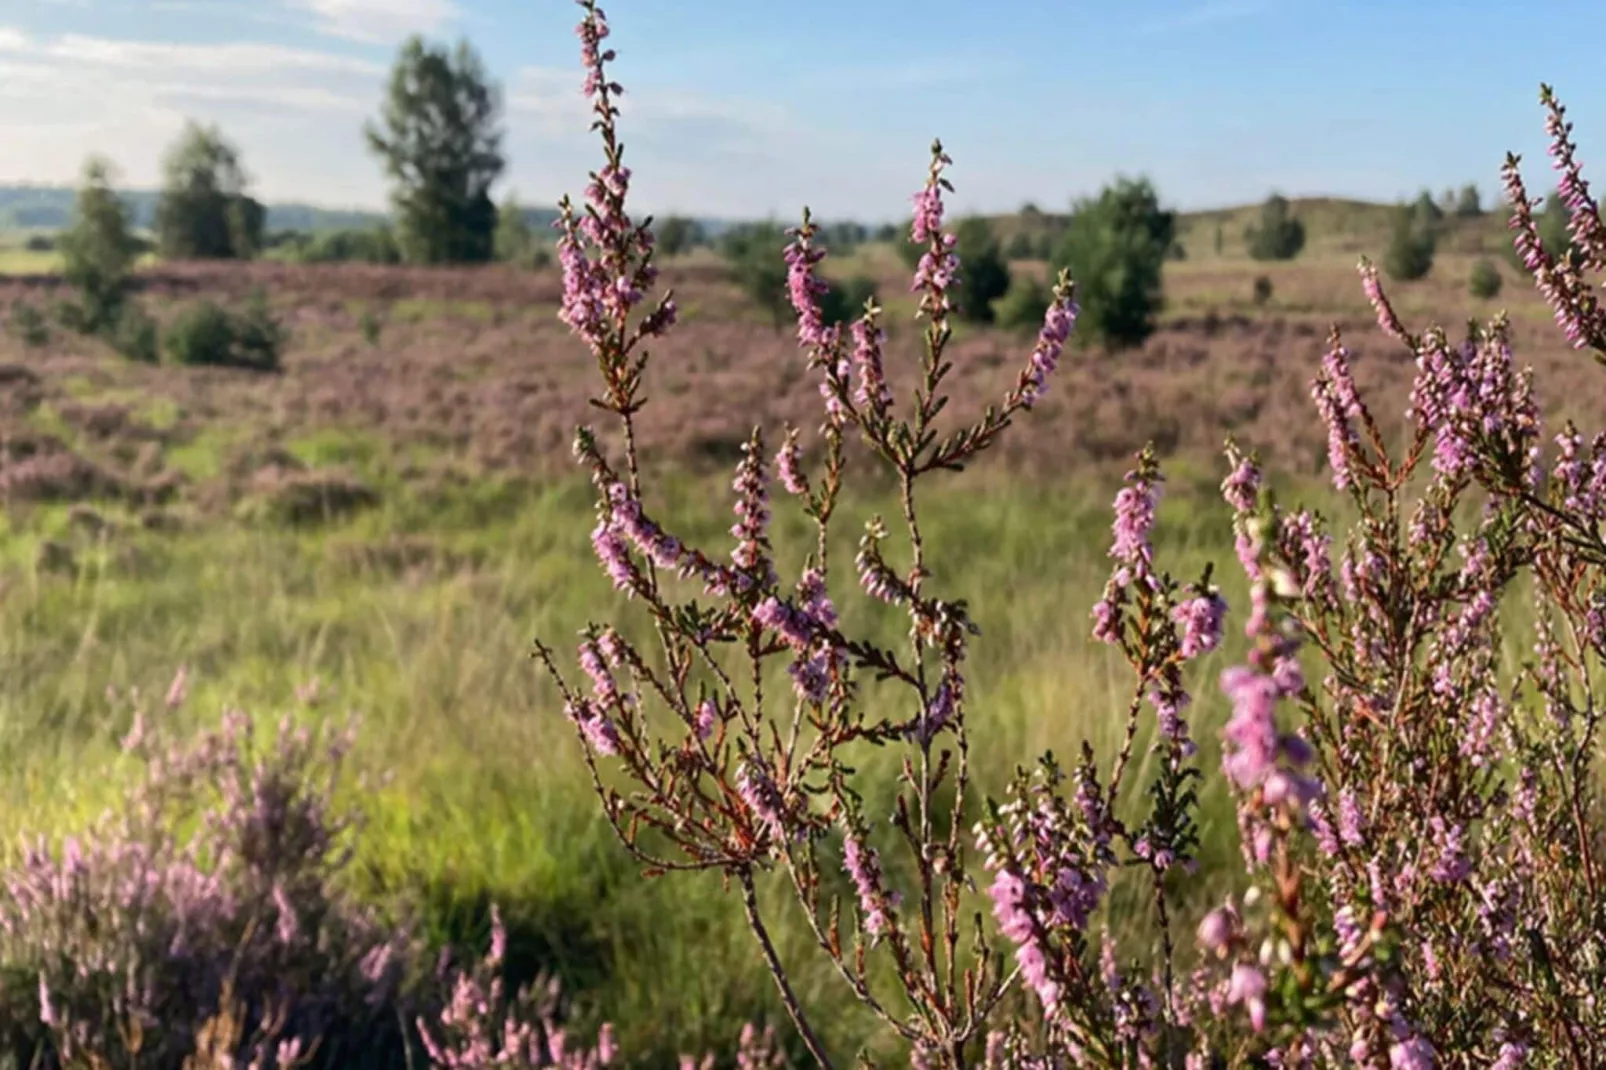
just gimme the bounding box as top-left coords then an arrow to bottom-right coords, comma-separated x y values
0,218 -> 1599,1063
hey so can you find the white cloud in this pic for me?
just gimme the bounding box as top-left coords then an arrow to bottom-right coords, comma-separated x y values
0,26 -> 388,204
286,0 -> 459,44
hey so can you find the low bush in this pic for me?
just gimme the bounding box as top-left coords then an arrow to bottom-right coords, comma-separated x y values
164,293 -> 285,372
1469,257 -> 1503,298
8,300 -> 49,347
108,302 -> 159,364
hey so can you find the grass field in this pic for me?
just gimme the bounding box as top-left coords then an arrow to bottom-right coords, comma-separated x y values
0,227 -> 1584,1062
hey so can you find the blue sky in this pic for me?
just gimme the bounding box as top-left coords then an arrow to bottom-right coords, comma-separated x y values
1,0 -> 1603,221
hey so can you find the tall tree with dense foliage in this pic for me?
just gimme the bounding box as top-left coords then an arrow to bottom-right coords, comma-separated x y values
154,123 -> 264,260
365,37 -> 505,265
59,156 -> 138,333
1051,176 -> 1175,349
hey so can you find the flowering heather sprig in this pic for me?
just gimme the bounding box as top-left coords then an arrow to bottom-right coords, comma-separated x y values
1501,91 -> 1606,356
1542,85 -> 1606,271
730,431 -> 778,590
841,825 -> 900,939
1173,587 -> 1227,659
1011,274 -> 1079,410
775,426 -> 809,498
1312,331 -> 1366,491
850,311 -> 892,416
910,141 -> 960,318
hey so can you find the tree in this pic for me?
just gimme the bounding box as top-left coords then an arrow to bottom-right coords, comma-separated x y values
953,217 -> 1011,324
494,195 -> 546,268
154,123 -> 263,260
1411,189 -> 1445,229
655,216 -> 705,258
1051,176 -> 1175,350
1455,183 -> 1483,218
366,37 -> 505,265
59,156 -> 138,333
722,223 -> 790,327
1244,194 -> 1306,261
1383,203 -> 1436,281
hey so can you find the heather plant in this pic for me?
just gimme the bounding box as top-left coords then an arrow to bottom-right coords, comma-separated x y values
538,4 -> 1606,1064
0,682 -> 416,1069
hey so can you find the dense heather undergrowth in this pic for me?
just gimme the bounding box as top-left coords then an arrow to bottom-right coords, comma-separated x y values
8,1 -> 1606,1066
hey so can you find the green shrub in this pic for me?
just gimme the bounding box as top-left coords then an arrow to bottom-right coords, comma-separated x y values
360,308 -> 383,346
1383,205 -> 1436,281
953,217 -> 1011,324
23,234 -> 54,252
1252,275 -> 1274,306
993,275 -> 1050,331
722,223 -> 790,327
818,274 -> 878,328
8,300 -> 49,347
1469,258 -> 1503,299
297,227 -> 402,265
109,302 -> 159,363
1244,195 -> 1306,261
1050,176 -> 1175,350
164,293 -> 284,371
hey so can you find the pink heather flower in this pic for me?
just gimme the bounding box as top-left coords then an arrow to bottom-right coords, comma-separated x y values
591,518 -> 635,592
1220,667 -> 1280,790
752,597 -> 813,649
851,316 -> 892,414
730,437 -> 775,586
567,699 -> 621,756
1492,1042 -> 1529,1070
1197,908 -> 1234,952
1091,596 -> 1121,644
1226,962 -> 1268,1032
775,427 -> 808,497
842,830 -> 898,937
911,170 -> 948,244
693,699 -> 716,740
914,677 -> 957,745
1389,1036 -> 1436,1070
735,762 -> 787,838
1016,286 -> 1079,409
579,637 -> 620,706
1174,590 -> 1227,658
1312,336 -> 1364,491
1110,468 -> 1160,570
164,665 -> 189,711
783,222 -> 838,353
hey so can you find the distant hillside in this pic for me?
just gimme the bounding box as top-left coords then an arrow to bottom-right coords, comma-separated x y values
0,185 -> 745,239
0,185 -> 392,234
984,196 -> 1512,260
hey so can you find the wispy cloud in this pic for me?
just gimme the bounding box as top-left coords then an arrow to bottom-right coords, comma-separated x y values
285,0 -> 460,44
1138,0 -> 1272,34
0,25 -> 388,202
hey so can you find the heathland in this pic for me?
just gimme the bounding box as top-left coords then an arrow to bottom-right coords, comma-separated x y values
0,197 -> 1596,1061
